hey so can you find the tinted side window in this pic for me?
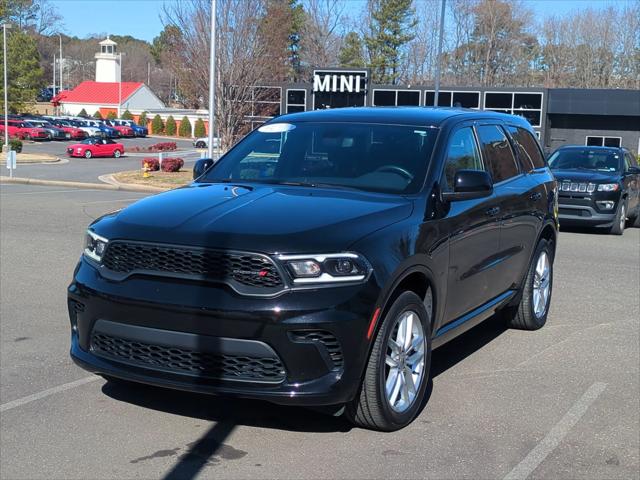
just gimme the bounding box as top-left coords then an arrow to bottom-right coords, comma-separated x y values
476,125 -> 519,183
507,126 -> 545,171
443,127 -> 483,189
625,153 -> 637,169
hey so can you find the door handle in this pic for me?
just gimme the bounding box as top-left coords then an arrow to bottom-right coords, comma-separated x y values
485,206 -> 500,217
530,192 -> 542,201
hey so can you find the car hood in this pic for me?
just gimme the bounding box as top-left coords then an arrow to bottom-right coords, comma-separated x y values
552,169 -> 620,183
94,183 -> 414,253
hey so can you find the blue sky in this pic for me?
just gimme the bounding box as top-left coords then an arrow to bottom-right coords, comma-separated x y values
53,0 -> 631,43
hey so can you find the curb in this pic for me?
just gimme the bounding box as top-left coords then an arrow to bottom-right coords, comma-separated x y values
0,176 -> 167,193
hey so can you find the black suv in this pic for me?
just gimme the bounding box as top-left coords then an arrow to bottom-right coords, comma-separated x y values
69,108 -> 558,431
548,146 -> 640,234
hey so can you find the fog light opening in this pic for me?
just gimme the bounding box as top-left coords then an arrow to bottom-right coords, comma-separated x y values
596,201 -> 615,210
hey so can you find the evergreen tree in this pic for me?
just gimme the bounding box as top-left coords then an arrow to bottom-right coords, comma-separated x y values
0,29 -> 44,113
194,118 -> 206,138
178,116 -> 192,137
78,108 -> 88,117
165,115 -> 176,135
151,114 -> 164,134
365,0 -> 417,84
137,111 -> 148,126
93,110 -> 102,119
121,110 -> 133,120
339,32 -> 365,68
106,111 -> 117,120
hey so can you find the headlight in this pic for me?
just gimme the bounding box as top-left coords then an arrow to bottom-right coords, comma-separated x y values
277,253 -> 370,284
84,230 -> 109,262
77,147 -> 82,153
597,183 -> 619,192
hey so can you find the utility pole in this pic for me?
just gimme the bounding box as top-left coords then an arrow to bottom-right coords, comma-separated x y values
118,53 -> 123,117
433,0 -> 446,107
3,23 -> 10,150
58,34 -> 63,92
207,0 -> 216,158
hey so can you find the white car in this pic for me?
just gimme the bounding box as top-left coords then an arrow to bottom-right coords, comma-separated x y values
193,137 -> 220,149
74,120 -> 103,137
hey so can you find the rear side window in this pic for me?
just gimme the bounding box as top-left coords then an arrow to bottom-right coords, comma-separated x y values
476,125 -> 519,183
442,127 -> 483,189
507,126 -> 545,172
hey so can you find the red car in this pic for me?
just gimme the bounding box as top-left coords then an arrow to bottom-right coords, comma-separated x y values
67,137 -> 125,158
0,120 -> 49,140
105,120 -> 135,137
49,120 -> 87,140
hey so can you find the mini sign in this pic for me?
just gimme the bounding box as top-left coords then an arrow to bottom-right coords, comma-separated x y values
313,70 -> 367,94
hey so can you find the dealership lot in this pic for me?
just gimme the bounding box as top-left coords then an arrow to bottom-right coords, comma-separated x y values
0,184 -> 638,479
12,136 -> 198,184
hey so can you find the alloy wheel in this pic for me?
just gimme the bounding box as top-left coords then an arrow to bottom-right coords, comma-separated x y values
385,310 -> 426,413
532,251 -> 550,318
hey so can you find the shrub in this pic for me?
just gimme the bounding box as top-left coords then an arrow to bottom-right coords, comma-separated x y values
93,110 -> 102,119
165,115 -> 176,136
129,142 -> 177,153
121,110 -> 133,120
78,108 -> 88,117
9,138 -> 23,153
194,118 -> 206,138
179,116 -> 192,137
137,111 -> 148,126
161,157 -> 184,172
106,111 -> 117,120
151,114 -> 164,134
142,158 -> 159,171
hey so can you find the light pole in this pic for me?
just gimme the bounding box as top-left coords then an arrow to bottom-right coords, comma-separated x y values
2,23 -> 10,151
433,0 -> 446,107
207,0 -> 216,158
58,34 -> 63,92
118,52 -> 123,117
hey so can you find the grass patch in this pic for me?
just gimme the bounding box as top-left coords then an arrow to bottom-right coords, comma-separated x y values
112,170 -> 192,190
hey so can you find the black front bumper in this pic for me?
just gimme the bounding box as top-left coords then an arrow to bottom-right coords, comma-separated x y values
557,191 -> 619,227
68,258 -> 378,406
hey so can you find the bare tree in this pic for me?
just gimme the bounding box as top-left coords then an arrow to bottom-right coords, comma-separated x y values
403,0 -> 440,84
299,0 -> 346,72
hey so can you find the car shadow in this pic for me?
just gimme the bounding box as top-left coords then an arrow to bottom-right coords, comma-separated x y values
559,225 -> 610,235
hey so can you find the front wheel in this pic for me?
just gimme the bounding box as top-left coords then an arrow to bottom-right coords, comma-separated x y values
84,150 -> 92,159
503,239 -> 553,330
346,291 -> 431,431
196,141 -> 206,148
609,201 -> 626,235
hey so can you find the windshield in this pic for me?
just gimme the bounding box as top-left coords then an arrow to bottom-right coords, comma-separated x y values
81,138 -> 98,144
200,122 -> 437,194
548,149 -> 622,172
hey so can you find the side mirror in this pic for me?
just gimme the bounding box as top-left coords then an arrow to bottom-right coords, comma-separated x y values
442,169 -> 493,202
627,166 -> 640,174
193,158 -> 214,179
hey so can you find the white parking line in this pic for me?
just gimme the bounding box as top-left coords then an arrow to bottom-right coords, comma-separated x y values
503,382 -> 607,480
0,376 -> 101,413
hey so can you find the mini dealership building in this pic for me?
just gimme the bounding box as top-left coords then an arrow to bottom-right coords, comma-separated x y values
242,69 -> 640,154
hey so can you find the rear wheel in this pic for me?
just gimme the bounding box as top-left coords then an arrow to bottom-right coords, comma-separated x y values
113,149 -> 121,158
196,141 -> 206,148
503,239 -> 553,330
609,201 -> 626,235
84,150 -> 92,158
346,291 -> 431,431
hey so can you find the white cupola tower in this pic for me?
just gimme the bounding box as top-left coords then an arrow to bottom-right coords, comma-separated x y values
95,37 -> 120,83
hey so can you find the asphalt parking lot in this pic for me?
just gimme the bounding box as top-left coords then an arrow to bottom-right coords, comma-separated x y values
1,183 -> 638,479
13,136 -> 199,184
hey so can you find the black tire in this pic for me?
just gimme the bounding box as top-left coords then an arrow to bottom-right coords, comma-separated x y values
84,150 -> 92,159
196,141 -> 206,148
630,212 -> 640,228
504,239 -> 553,330
609,200 -> 626,235
113,149 -> 121,158
346,291 -> 432,431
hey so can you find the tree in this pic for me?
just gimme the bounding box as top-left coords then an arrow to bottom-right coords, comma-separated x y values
106,111 -> 117,120
178,116 -> 192,137
121,110 -> 133,120
151,114 -> 164,134
138,111 -> 148,126
0,0 -> 63,36
0,29 -> 44,113
299,0 -> 345,70
78,108 -> 88,117
194,118 -> 206,138
364,0 -> 417,84
339,32 -> 365,68
165,115 -> 176,135
93,110 -> 102,119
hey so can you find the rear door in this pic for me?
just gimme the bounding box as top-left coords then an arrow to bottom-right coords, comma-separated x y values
441,124 -> 502,321
476,124 -> 536,294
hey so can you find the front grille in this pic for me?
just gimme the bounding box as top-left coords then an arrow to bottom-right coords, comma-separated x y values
559,207 -> 592,217
102,242 -> 283,289
290,330 -> 344,370
560,182 -> 595,193
91,333 -> 286,382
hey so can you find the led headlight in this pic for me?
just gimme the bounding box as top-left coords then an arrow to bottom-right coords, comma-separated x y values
597,183 -> 619,192
278,253 -> 370,285
84,230 -> 109,262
